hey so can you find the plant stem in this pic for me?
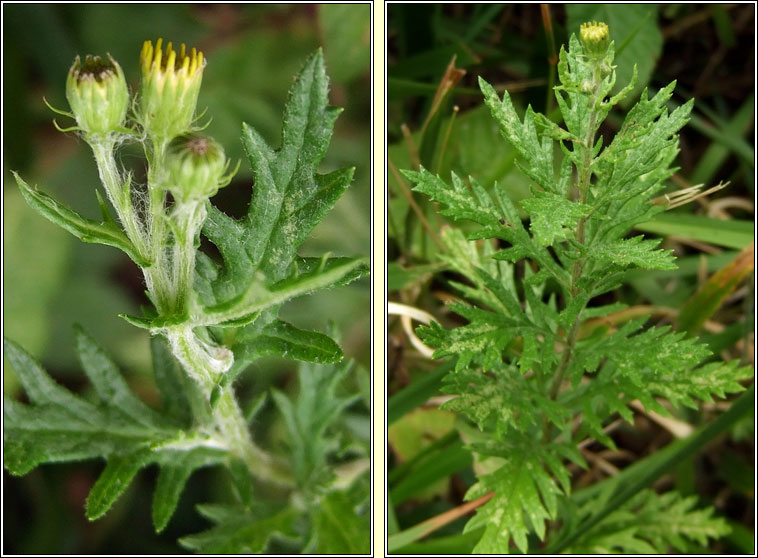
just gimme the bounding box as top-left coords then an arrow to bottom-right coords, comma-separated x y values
144,138 -> 172,314
543,64 -> 605,441
134,129 -> 292,488
90,140 -> 149,260
168,200 -> 206,317
165,325 -> 292,486
212,387 -> 292,486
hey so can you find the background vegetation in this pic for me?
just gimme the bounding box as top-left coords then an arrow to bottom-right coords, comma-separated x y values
3,3 -> 370,553
387,4 -> 753,554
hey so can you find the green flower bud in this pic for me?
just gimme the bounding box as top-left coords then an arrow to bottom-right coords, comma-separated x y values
165,134 -> 228,203
579,21 -> 610,60
66,54 -> 129,137
138,39 -> 205,143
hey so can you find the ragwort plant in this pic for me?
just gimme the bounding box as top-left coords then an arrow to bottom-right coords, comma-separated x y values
5,39 -> 369,553
402,22 -> 752,554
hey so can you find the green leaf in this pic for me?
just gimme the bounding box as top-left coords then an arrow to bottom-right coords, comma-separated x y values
202,256 -> 368,326
150,336 -> 193,427
404,166 -> 504,236
589,87 -> 693,251
180,505 -> 298,554
13,171 -> 149,267
235,319 -> 342,365
547,386 -> 754,553
203,49 -> 355,308
597,87 -> 692,200
309,489 -> 370,554
406,167 -> 569,285
479,78 -> 560,193
560,322 -> 751,446
3,338 -> 168,475
520,191 -> 592,246
464,440 -> 577,553
227,458 -> 255,509
553,36 -> 593,139
223,319 -> 343,388
589,235 -> 677,270
86,450 -> 151,520
418,309 -> 516,373
635,213 -> 754,250
152,453 -> 204,533
439,226 -> 522,317
564,489 -> 731,553
3,333 -> 226,526
74,326 -> 170,430
272,357 -> 358,495
441,365 -> 570,435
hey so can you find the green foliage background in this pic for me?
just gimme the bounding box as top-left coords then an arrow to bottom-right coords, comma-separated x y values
387,4 -> 753,554
3,3 -> 370,554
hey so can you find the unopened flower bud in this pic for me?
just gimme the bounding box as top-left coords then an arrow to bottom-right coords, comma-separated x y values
579,21 -> 610,60
139,39 -> 205,143
66,54 -> 129,137
165,134 -> 228,202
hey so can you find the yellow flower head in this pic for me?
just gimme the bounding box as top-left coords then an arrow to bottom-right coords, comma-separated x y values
66,54 -> 129,137
579,21 -> 610,60
138,39 -> 206,142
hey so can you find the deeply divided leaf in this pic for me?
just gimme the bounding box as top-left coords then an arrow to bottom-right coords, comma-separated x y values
201,50 -> 361,312
3,332 -> 226,529
402,24 -> 750,555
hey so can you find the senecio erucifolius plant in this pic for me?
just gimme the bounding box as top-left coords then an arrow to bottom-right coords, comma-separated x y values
403,21 -> 752,554
6,39 -> 369,553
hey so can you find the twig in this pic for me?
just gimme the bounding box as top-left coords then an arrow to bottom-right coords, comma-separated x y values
412,492 -> 494,541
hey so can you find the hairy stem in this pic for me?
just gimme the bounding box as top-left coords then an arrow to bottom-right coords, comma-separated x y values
165,325 -> 292,486
543,65 -> 605,441
213,387 -> 292,486
143,138 -> 173,314
168,200 -> 206,317
90,140 -> 149,260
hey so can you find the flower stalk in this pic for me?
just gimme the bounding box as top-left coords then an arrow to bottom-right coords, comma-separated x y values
60,39 -> 278,485
543,25 -> 613,441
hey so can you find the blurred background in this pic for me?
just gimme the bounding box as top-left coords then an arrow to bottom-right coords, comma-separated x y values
387,4 -> 754,554
3,3 -> 370,553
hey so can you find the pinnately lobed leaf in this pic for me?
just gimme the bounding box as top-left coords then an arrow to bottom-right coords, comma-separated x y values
4,330 -> 226,529
7,39 -> 369,555
179,505 -> 298,553
195,48 -> 368,378
563,489 -> 731,553
201,49 -> 361,304
404,23 -> 751,554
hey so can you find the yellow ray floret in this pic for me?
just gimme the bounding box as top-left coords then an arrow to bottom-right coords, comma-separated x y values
138,38 -> 206,140
141,38 -> 204,81
579,21 -> 609,44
